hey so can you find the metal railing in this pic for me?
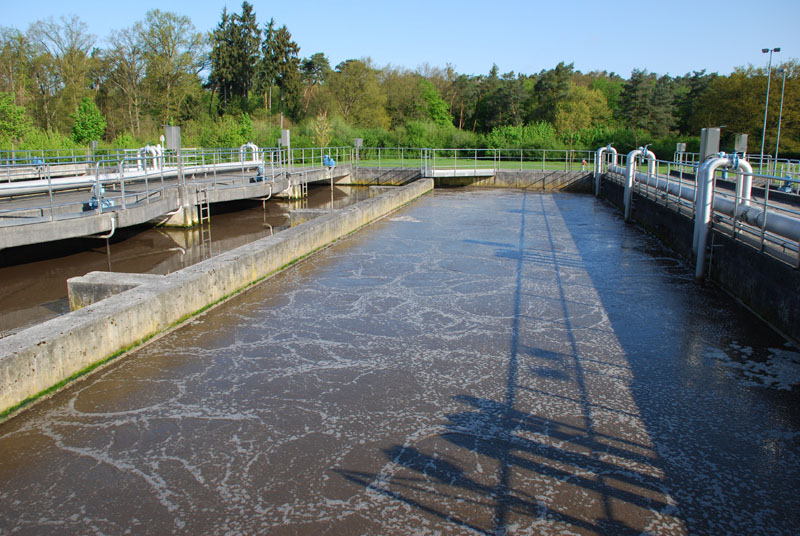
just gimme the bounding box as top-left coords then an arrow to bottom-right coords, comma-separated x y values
0,148 -> 288,228
352,147 -> 596,173
287,146 -> 353,169
603,152 -> 800,268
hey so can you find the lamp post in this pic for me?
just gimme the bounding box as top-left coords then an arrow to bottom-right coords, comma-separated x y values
774,67 -> 788,171
759,47 -> 780,173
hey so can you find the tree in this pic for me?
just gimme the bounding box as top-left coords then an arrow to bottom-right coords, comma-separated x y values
618,68 -> 656,145
254,18 -> 276,113
382,67 -> 425,127
209,2 -> 260,113
673,70 -> 716,134
588,73 -> 624,116
28,16 -> 95,130
530,61 -> 574,124
472,65 -> 502,132
300,52 -> 329,114
140,10 -> 205,124
0,91 -> 32,144
326,59 -> 388,128
310,110 -> 332,147
70,96 -> 105,144
104,25 -> 146,135
418,78 -> 450,126
647,75 -> 676,137
451,74 -> 479,130
0,28 -> 33,107
255,20 -> 300,124
555,84 -> 610,133
28,46 -> 59,131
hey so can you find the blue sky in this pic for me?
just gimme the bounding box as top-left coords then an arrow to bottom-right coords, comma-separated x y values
3,0 -> 799,77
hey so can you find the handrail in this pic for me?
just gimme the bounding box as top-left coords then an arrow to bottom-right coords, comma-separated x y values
599,146 -> 800,272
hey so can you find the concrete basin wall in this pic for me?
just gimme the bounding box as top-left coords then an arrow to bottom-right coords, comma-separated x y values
337,168 -> 593,191
0,179 -> 434,417
599,176 -> 800,343
435,170 -> 593,191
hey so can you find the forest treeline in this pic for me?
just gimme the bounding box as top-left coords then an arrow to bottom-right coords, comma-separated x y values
1,2 -> 798,158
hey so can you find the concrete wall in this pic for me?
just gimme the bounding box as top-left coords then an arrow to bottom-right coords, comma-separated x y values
0,179 -> 434,418
435,170 -> 592,192
337,167 -> 592,191
337,167 -> 421,186
599,177 -> 800,343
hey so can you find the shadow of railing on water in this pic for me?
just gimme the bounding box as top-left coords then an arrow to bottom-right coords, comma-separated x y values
337,192 -> 676,535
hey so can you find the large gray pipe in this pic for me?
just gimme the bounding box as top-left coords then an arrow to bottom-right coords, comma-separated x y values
694,157 -> 732,278
604,154 -> 800,277
594,147 -> 607,196
624,148 -> 656,221
594,145 -> 618,196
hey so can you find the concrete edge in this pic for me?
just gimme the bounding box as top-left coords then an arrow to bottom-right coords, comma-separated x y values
0,179 -> 434,419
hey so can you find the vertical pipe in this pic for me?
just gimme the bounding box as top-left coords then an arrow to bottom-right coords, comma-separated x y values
594,147 -> 608,196
624,149 -> 644,222
693,157 -> 729,277
760,180 -> 771,251
46,165 -> 55,221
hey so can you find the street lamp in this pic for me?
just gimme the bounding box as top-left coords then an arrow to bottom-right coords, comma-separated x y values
759,47 -> 780,173
774,67 -> 788,169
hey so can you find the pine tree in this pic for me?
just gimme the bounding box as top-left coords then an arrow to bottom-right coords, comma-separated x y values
209,2 -> 260,113
618,69 -> 656,145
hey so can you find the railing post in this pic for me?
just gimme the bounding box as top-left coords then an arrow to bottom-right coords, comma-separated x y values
46,165 -> 55,221
120,163 -> 127,209
760,178 -> 771,252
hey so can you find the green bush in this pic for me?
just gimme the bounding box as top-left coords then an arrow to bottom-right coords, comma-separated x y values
486,123 -> 561,150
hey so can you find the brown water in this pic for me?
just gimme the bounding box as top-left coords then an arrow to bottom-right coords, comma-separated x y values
0,184 -> 371,336
0,189 -> 798,535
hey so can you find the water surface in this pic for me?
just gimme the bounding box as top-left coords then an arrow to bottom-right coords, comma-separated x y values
0,184 -> 369,336
0,189 -> 797,535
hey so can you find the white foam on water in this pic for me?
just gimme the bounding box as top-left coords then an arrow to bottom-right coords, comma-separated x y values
707,345 -> 800,391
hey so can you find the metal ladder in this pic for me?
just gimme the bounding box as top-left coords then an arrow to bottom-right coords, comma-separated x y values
197,186 -> 212,259
197,186 -> 211,224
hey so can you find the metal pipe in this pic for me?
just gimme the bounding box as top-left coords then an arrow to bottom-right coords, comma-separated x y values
594,146 -> 607,196
594,145 -> 618,196
694,156 -> 737,278
624,148 -> 644,221
95,215 -> 116,239
608,146 -> 618,166
239,142 -> 259,162
608,160 -> 800,246
734,159 -> 754,206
